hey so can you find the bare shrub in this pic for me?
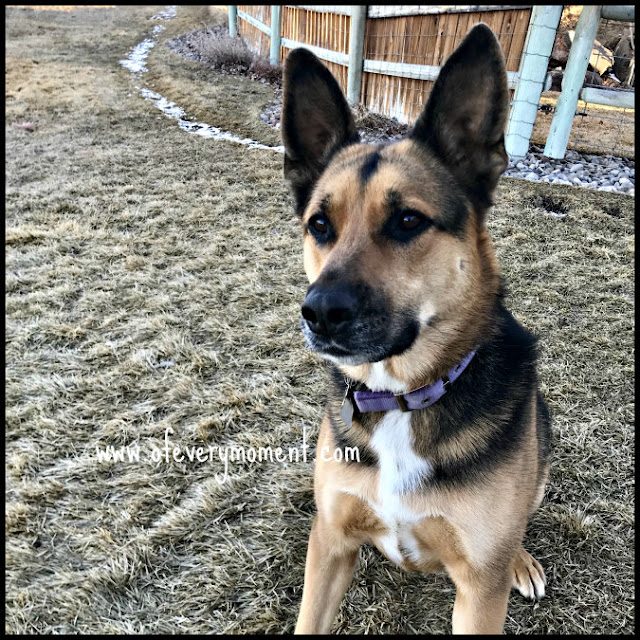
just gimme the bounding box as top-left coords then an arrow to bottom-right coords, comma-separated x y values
198,29 -> 253,72
351,103 -> 408,138
168,26 -> 253,73
248,57 -> 282,87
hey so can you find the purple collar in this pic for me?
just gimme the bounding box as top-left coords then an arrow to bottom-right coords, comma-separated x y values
345,350 -> 476,415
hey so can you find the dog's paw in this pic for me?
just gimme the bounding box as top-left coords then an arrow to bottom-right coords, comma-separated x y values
512,548 -> 546,600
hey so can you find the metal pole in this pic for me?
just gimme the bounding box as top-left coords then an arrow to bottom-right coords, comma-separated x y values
544,5 -> 602,159
228,5 -> 237,38
270,6 -> 282,66
601,5 -> 634,22
347,6 -> 367,105
505,6 -> 563,159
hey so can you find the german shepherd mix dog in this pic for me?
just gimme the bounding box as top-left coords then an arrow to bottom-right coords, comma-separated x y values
281,23 -> 551,635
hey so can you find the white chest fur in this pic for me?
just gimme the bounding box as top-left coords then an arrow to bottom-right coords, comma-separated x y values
368,410 -> 434,564
339,361 -> 437,565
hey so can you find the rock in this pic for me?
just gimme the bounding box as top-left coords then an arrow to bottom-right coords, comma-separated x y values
11,122 -> 36,132
619,177 -> 633,188
550,32 -> 571,67
525,172 -> 539,181
569,163 -> 583,172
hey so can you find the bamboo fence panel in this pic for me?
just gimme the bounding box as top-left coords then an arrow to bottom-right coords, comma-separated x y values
280,6 -> 351,93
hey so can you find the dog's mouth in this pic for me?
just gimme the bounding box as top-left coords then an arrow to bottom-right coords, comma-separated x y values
300,316 -> 419,365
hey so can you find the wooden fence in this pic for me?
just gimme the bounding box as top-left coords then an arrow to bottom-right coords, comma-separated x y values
233,5 -> 635,159
236,5 -> 531,126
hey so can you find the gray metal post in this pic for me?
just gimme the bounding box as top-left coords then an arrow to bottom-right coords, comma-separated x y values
544,5 -> 602,159
270,6 -> 282,66
229,5 -> 237,38
505,6 -> 563,159
601,5 -> 634,21
347,6 -> 367,105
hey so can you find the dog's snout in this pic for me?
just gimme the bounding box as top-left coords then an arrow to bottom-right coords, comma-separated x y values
301,287 -> 357,336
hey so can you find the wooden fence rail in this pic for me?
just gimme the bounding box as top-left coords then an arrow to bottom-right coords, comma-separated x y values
232,5 -> 635,159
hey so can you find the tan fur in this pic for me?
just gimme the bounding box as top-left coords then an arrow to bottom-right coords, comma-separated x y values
302,140 -> 500,389
287,27 -> 548,635
294,141 -> 547,635
297,394 -> 545,634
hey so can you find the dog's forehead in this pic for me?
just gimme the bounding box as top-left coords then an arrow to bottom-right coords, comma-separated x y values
305,139 -> 469,235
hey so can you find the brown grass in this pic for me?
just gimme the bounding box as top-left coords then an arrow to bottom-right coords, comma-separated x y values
142,7 -> 280,146
532,92 -> 635,158
5,5 -> 635,635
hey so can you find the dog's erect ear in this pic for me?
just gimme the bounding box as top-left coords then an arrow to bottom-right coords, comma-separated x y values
410,23 -> 509,213
282,48 -> 359,215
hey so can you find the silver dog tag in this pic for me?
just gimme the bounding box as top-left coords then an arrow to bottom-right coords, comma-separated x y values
339,397 -> 354,429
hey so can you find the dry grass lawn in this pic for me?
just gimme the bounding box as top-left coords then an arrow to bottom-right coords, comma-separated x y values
533,92 -> 635,158
5,5 -> 635,635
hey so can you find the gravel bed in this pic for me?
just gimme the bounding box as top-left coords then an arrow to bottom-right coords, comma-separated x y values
504,146 -> 634,196
261,100 -> 633,196
165,35 -> 634,197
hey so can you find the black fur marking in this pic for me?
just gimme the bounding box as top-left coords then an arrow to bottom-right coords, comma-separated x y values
383,189 -> 467,238
322,303 -> 550,489
408,24 -> 507,214
360,151 -> 381,186
415,304 -> 546,489
378,320 -> 419,360
328,407 -> 379,468
282,48 -> 360,216
536,390 -> 552,474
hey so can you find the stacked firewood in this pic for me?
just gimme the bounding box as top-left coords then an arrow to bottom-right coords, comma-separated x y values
546,7 -> 635,92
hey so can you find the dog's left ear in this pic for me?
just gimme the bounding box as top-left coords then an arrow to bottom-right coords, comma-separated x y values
282,48 -> 359,215
410,23 -> 509,213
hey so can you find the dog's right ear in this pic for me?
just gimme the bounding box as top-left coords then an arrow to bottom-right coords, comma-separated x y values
282,48 -> 359,215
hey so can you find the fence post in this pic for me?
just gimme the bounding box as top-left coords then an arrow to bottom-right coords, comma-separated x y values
228,6 -> 237,38
601,5 -> 634,21
544,5 -> 603,159
270,6 -> 282,66
347,6 -> 367,105
505,6 -> 563,160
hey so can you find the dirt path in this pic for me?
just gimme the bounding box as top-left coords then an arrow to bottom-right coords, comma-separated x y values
5,6 -> 635,635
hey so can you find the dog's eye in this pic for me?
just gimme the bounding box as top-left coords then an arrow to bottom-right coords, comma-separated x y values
307,213 -> 335,244
382,208 -> 432,243
310,215 -> 328,234
400,213 -> 422,230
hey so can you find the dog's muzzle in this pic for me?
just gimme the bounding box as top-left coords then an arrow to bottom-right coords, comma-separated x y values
301,286 -> 358,339
300,282 -> 419,363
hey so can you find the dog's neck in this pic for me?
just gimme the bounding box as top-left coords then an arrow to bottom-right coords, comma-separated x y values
339,298 -> 501,394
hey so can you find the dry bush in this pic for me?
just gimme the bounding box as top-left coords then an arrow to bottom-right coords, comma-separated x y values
168,25 -> 253,72
248,57 -> 282,87
197,29 -> 253,72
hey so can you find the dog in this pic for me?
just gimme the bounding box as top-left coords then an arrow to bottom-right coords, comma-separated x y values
281,23 -> 551,635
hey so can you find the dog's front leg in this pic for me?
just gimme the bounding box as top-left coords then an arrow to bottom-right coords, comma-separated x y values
450,565 -> 512,634
294,514 -> 359,634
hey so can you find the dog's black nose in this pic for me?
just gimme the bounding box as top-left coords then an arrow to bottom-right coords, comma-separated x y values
301,287 -> 357,336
